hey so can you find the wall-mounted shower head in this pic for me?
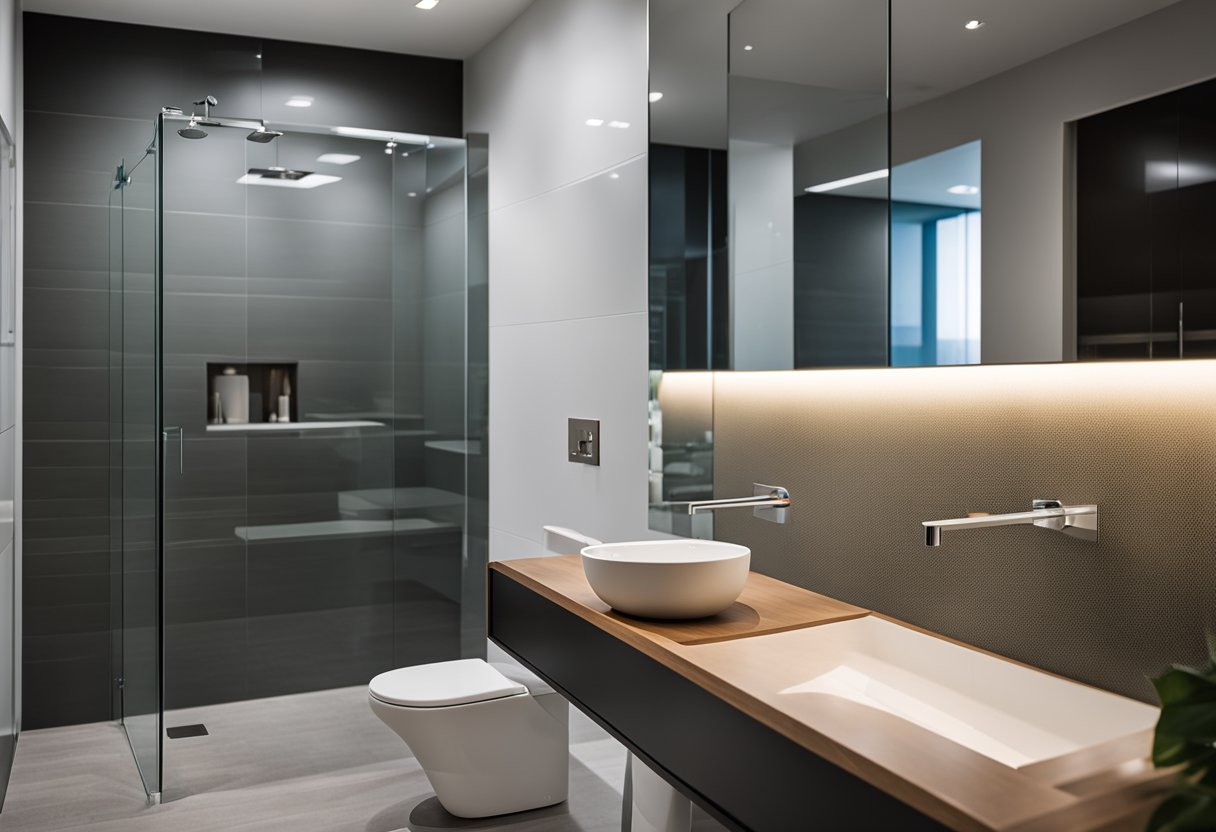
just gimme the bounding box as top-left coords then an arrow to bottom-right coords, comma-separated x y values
247,127 -> 283,143
178,119 -> 208,140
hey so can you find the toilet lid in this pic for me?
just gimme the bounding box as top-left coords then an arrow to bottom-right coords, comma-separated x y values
368,659 -> 528,708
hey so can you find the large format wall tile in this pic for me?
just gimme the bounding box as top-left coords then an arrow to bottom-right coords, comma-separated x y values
488,156 -> 646,327
488,313 -> 649,547
465,0 -> 646,212
24,12 -> 471,729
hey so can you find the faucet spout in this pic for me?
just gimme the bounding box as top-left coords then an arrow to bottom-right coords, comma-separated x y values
686,483 -> 790,524
922,500 -> 1098,546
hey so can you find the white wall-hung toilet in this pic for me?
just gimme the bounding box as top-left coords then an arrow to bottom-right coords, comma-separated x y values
368,658 -> 570,818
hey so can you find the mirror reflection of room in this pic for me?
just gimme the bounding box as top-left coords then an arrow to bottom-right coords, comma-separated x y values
651,0 -> 1216,371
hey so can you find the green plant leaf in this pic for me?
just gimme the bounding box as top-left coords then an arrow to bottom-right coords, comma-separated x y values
1146,790 -> 1216,832
1154,733 -> 1197,768
1153,666 -> 1216,708
1158,704 -> 1216,745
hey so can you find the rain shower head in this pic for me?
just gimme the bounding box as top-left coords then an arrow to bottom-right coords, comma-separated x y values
178,119 -> 208,140
246,127 -> 283,143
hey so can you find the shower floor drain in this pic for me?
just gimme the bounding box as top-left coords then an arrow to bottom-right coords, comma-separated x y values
166,724 -> 209,739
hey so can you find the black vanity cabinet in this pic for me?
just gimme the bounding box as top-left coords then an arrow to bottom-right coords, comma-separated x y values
1077,76 -> 1216,360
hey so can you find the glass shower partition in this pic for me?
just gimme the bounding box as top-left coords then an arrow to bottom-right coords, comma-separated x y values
110,111 -> 485,801
104,112 -> 487,800
109,132 -> 163,798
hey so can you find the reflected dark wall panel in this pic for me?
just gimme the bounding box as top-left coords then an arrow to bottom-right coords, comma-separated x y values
1077,76 -> 1216,361
793,194 -> 888,368
649,144 -> 728,371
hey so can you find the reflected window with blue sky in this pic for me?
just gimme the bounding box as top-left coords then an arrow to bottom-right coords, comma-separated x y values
891,140 -> 982,366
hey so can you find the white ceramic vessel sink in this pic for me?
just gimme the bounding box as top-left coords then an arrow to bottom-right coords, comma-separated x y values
580,540 -> 751,619
703,616 -> 1158,770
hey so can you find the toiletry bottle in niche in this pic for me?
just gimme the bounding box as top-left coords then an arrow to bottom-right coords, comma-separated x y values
211,391 -> 224,425
214,366 -> 249,424
278,374 -> 292,423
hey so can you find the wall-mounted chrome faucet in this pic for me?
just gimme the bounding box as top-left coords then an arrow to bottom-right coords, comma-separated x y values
686,483 -> 790,524
922,499 -> 1098,546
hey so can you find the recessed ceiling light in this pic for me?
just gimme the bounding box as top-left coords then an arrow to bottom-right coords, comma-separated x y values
964,19 -> 984,30
255,53 -> 262,59
609,172 -> 620,179
947,184 -> 980,195
316,153 -> 360,165
804,168 -> 889,193
408,192 -> 417,197
743,44 -> 754,51
585,118 -> 605,127
285,95 -> 314,108
236,170 -> 342,189
607,121 -> 631,129
648,91 -> 664,103
415,0 -> 439,8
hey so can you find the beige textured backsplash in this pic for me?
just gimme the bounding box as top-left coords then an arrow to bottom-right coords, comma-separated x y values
711,361 -> 1216,702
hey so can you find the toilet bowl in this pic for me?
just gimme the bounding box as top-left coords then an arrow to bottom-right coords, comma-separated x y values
368,658 -> 569,818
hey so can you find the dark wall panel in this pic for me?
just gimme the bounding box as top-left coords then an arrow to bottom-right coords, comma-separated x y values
23,11 -> 464,729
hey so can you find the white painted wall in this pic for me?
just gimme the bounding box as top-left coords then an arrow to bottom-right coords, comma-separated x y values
464,0 -> 652,563
893,0 -> 1216,364
729,139 -> 793,370
0,0 -> 14,131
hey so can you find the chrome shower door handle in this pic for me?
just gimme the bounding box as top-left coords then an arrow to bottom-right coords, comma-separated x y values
163,426 -> 183,474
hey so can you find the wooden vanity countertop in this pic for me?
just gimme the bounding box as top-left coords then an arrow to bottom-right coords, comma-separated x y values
490,556 -> 1171,832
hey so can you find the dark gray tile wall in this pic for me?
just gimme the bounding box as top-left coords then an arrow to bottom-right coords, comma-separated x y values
24,12 -> 468,728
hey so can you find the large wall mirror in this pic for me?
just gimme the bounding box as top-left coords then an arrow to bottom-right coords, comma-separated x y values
648,0 -> 1216,530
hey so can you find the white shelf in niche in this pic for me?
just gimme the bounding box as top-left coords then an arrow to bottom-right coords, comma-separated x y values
424,439 -> 482,456
205,420 -> 386,433
234,517 -> 457,543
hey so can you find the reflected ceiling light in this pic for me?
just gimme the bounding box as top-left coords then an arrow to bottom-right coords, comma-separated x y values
415,0 -> 439,8
609,172 -> 621,179
805,168 -> 889,193
964,19 -> 984,30
743,44 -> 754,51
649,91 -> 664,103
285,95 -> 314,108
255,53 -> 262,59
585,118 -> 605,127
236,168 -> 341,189
316,153 -> 360,165
608,120 -> 631,129
332,126 -> 429,145
408,192 -> 418,197
947,184 -> 979,195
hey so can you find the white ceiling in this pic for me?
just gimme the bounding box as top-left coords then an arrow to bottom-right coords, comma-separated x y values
890,0 -> 1184,108
653,0 -> 1187,148
22,0 -> 538,59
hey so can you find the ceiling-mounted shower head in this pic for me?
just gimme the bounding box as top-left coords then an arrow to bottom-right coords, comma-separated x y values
247,127 -> 284,143
178,119 -> 208,140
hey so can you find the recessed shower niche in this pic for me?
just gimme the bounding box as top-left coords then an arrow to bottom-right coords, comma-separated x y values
205,362 -> 298,427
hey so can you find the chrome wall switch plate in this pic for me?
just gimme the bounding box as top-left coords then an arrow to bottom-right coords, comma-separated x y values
568,418 -> 600,466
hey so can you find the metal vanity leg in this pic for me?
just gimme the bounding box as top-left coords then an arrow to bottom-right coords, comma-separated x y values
624,752 -> 691,832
